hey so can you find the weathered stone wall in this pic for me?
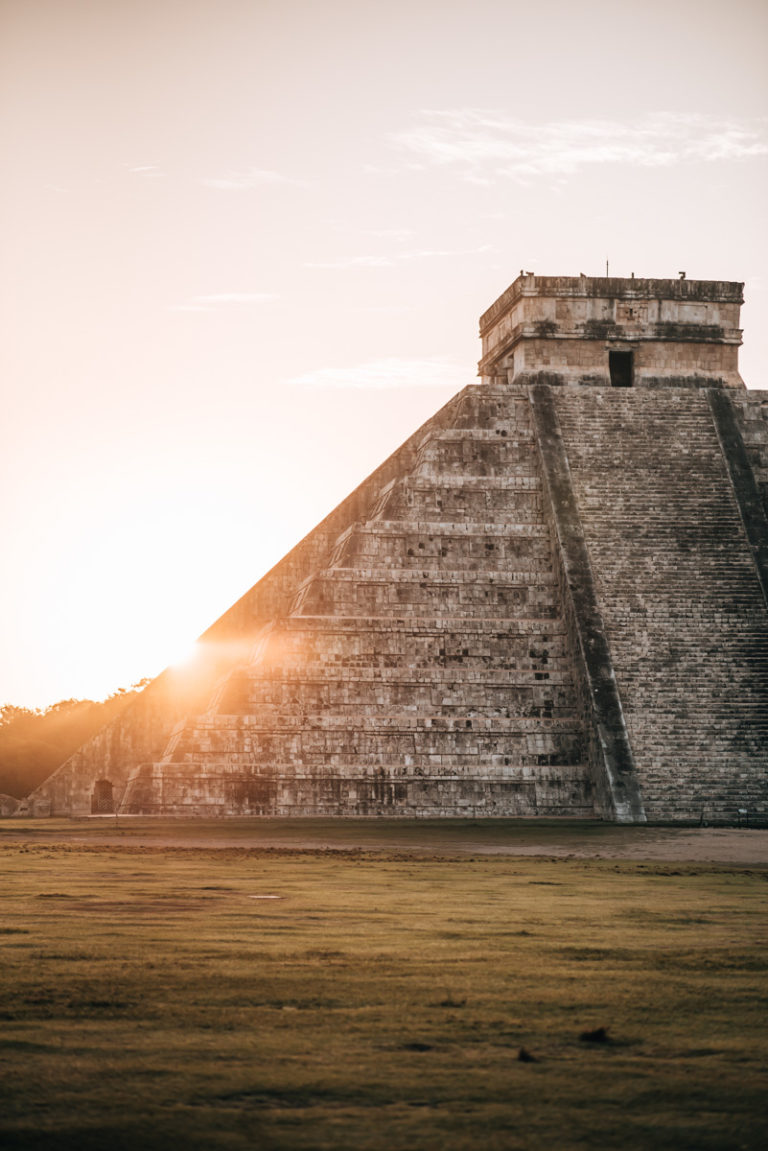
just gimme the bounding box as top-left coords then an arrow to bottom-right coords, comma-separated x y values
731,390 -> 768,514
480,275 -> 744,333
552,387 -> 768,821
512,338 -> 739,387
479,275 -> 744,389
0,794 -> 20,816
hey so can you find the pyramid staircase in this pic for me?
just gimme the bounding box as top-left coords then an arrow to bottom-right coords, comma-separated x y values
123,386 -> 595,816
550,387 -> 768,820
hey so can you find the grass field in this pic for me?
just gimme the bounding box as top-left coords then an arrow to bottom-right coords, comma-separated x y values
1,832 -> 766,1149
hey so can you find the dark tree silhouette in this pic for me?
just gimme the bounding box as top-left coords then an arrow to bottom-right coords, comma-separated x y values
0,680 -> 150,798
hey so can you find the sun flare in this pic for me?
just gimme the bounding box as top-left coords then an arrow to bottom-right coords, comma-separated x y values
167,640 -> 203,670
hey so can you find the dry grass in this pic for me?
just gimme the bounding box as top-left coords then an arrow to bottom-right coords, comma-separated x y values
1,837 -> 766,1149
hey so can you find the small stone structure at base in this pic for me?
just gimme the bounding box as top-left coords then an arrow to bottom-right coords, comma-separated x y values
19,275 -> 768,822
0,794 -> 20,817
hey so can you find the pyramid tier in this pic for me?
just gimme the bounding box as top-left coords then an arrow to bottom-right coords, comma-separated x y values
215,675 -> 575,720
378,475 -> 545,522
293,568 -> 560,616
127,760 -> 595,819
246,615 -> 570,675
413,428 -> 539,478
330,520 -> 553,571
169,713 -> 584,770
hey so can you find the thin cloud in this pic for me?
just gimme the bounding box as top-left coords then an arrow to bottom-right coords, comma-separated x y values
305,245 -> 490,270
391,111 -> 768,181
201,168 -> 299,190
127,164 -> 159,174
366,228 -> 415,242
287,357 -> 469,391
169,292 -> 278,312
305,255 -> 397,270
330,226 -> 416,242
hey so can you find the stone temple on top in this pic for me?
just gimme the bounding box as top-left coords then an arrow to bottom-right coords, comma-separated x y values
20,273 -> 768,823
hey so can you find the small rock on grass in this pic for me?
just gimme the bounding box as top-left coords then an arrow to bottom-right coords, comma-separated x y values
579,1026 -> 610,1043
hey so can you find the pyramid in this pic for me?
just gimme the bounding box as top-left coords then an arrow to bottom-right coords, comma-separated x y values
21,275 -> 768,822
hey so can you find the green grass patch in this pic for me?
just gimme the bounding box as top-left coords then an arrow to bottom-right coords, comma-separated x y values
0,842 -> 766,1149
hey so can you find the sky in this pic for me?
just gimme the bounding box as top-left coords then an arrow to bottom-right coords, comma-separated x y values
1,0 -> 767,709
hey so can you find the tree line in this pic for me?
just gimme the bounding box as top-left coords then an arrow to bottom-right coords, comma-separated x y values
0,681 -> 150,799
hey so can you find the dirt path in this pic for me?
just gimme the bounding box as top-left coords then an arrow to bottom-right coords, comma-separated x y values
2,818 -> 767,864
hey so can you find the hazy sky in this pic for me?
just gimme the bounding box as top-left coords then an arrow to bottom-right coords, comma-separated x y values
2,0 -> 767,708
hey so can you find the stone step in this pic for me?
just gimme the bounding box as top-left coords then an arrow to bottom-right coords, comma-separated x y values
336,520 -> 550,538
255,652 -> 571,675
278,614 -> 568,635
238,647 -> 573,675
378,485 -> 544,522
182,733 -> 584,758
449,411 -> 534,434
294,584 -> 559,621
296,567 -> 558,588
414,443 -> 538,479
216,699 -> 576,723
293,575 -> 561,614
332,525 -> 553,570
188,713 -> 582,733
165,775 -> 589,801
256,632 -> 570,670
228,664 -> 576,685
449,386 -> 532,420
428,427 -> 535,444
384,474 -> 542,490
217,678 -> 576,713
172,740 -> 586,768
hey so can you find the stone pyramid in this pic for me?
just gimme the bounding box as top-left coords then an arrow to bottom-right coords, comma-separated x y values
22,275 -> 768,823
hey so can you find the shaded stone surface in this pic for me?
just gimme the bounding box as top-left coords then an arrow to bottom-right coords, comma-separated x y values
552,387 -> 768,820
